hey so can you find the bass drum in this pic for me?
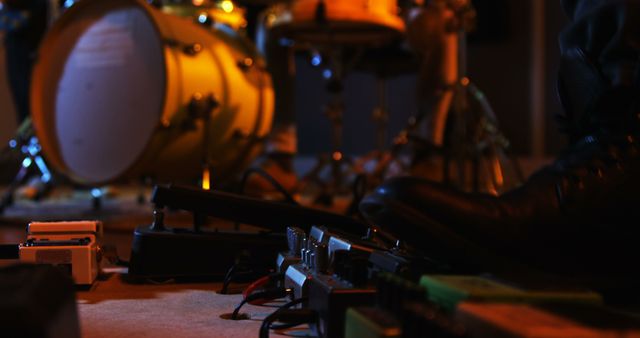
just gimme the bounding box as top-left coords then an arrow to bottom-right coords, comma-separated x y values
31,0 -> 274,186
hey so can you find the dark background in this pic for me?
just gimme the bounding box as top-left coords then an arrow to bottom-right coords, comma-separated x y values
292,0 -> 569,157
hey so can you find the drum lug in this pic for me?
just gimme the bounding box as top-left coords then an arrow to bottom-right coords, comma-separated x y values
232,129 -> 267,142
183,43 -> 203,56
160,118 -> 171,128
163,39 -> 203,56
189,93 -> 219,120
236,57 -> 254,72
163,38 -> 180,47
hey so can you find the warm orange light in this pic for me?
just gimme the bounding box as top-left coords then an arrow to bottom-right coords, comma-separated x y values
221,0 -> 234,13
266,13 -> 277,25
202,167 -> 211,190
492,157 -> 503,187
461,77 -> 470,86
192,0 -> 204,6
332,151 -> 343,161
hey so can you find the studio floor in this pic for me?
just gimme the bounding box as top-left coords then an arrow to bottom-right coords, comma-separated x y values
0,156 -> 556,338
0,185 -> 313,338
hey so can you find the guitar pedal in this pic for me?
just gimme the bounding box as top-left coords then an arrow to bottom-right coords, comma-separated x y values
19,221 -> 103,285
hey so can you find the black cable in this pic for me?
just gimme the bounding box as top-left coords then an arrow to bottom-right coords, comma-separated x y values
220,264 -> 264,295
259,298 -> 312,338
231,287 -> 292,320
114,258 -> 129,267
101,245 -> 129,267
269,321 -> 308,331
238,167 -> 299,205
220,264 -> 238,294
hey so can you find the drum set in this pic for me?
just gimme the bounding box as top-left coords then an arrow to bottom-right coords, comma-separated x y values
1,0 -> 522,213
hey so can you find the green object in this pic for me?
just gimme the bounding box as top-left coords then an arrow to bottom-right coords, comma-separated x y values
345,307 -> 402,338
419,275 -> 602,312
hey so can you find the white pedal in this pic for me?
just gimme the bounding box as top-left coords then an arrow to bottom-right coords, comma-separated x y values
19,221 -> 103,285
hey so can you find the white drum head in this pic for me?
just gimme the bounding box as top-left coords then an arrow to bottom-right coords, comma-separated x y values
53,3 -> 165,183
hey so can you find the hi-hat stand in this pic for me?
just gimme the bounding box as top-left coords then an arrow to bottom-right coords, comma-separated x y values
299,46 -> 368,206
372,0 -> 524,195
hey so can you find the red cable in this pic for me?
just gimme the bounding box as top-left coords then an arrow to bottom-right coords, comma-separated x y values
243,275 -> 272,305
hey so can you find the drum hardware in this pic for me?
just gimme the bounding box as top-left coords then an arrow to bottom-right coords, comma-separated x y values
162,38 -> 205,56
0,120 -> 53,215
196,11 -> 214,26
262,0 -> 407,205
188,92 -> 219,120
350,77 -> 400,190
236,56 -> 255,70
359,0 -> 523,195
298,46 -> 371,206
434,0 -> 523,193
313,0 -> 327,25
183,42 -> 203,55
372,78 -> 389,153
162,37 -> 181,47
187,92 -> 220,190
231,129 -> 269,143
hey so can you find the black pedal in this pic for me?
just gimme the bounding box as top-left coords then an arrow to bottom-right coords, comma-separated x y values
128,225 -> 286,280
308,251 -> 377,338
368,250 -> 446,282
127,184 -> 371,280
128,185 -> 299,281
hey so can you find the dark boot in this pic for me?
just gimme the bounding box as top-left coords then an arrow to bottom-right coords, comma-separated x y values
360,132 -> 640,289
360,0 -> 640,291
